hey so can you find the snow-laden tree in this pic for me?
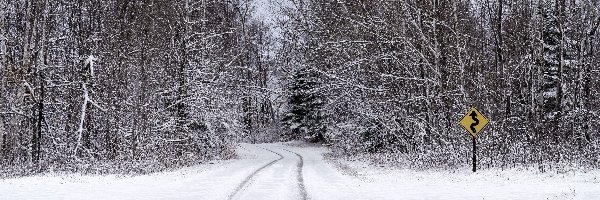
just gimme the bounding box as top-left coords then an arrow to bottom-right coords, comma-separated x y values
0,0 -> 275,176
275,0 -> 600,170
282,66 -> 325,143
540,0 -> 564,122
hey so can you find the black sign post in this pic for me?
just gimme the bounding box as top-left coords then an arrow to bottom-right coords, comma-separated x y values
472,136 -> 476,172
459,107 -> 488,173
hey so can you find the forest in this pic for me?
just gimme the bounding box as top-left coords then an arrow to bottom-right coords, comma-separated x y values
1,0 -> 599,177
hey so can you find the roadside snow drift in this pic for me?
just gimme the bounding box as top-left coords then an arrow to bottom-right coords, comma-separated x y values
1,143 -> 598,200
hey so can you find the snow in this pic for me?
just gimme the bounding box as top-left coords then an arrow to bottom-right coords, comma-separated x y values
0,144 -> 278,200
1,143 -> 599,200
543,87 -> 558,98
293,145 -> 600,200
251,0 -> 291,52
0,119 -> 4,145
84,55 -> 97,78
74,83 -> 89,155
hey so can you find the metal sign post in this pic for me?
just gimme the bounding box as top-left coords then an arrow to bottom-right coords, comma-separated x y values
472,136 -> 476,172
459,107 -> 489,172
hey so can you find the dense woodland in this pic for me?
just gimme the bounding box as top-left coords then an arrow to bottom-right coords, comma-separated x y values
0,0 -> 276,176
1,0 -> 599,176
278,0 -> 600,170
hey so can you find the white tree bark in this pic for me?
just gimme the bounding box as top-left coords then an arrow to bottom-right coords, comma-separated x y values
74,83 -> 89,156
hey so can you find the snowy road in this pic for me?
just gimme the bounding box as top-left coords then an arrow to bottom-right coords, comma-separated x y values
227,145 -> 304,200
1,143 -> 599,200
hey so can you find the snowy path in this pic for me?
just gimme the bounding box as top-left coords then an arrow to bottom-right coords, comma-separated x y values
228,144 -> 304,200
1,143 -> 599,200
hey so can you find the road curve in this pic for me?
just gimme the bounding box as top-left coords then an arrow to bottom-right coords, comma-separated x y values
227,146 -> 284,200
3,143 -> 595,200
229,144 -> 307,200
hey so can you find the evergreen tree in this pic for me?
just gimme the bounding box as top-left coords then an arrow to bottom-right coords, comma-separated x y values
283,67 -> 325,143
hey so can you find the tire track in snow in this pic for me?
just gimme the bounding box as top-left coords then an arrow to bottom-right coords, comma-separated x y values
227,146 -> 283,200
283,148 -> 308,200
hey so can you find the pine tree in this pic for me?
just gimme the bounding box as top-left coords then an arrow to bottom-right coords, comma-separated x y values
283,67 -> 325,143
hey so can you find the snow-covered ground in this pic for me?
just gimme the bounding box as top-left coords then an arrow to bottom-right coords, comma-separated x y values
1,143 -> 598,200
295,145 -> 600,200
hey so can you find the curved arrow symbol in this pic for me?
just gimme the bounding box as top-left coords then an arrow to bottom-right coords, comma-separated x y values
469,111 -> 479,134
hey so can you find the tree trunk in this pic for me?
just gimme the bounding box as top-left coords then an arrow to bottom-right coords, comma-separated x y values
541,0 -> 563,123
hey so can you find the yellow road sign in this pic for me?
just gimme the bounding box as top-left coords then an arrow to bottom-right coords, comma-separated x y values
459,107 -> 489,137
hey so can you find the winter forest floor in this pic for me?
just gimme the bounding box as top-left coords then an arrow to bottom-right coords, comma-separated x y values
1,142 -> 598,200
